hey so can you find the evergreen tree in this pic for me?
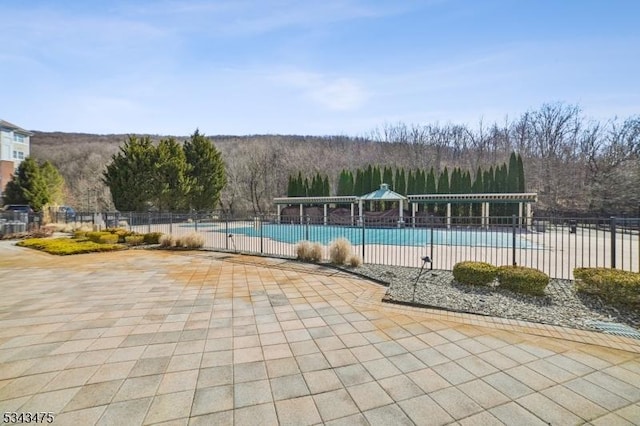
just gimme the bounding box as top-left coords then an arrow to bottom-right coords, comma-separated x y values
40,161 -> 65,205
3,157 -> 51,211
155,138 -> 193,211
323,175 -> 330,196
103,136 -> 156,211
437,167 -> 450,194
346,170 -> 354,195
484,167 -> 494,193
424,168 -> 436,213
416,169 -> 426,194
507,152 -> 519,193
372,166 -> 381,190
364,165 -> 373,193
287,175 -> 295,197
472,167 -> 483,216
426,168 -> 436,194
183,130 -> 226,211
295,172 -> 305,197
406,170 -> 415,195
303,177 -> 310,196
395,168 -> 406,195
472,167 -> 483,193
383,166 -> 393,187
517,154 -> 526,192
450,168 -> 460,194
354,169 -> 364,195
336,171 -> 343,196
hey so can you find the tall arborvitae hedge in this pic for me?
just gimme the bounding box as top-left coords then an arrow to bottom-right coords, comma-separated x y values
285,151 -> 526,217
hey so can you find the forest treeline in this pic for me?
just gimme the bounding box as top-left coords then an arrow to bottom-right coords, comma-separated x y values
30,102 -> 639,216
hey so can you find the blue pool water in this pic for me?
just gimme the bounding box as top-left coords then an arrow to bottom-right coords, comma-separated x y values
219,224 -> 535,248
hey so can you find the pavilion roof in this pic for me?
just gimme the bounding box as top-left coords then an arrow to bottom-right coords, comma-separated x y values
359,183 -> 406,201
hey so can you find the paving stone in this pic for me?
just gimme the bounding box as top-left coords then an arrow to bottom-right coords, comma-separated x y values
96,396 -> 152,426
347,381 -> 393,411
144,389 -> 193,424
63,380 -> 123,412
234,379 -> 273,408
275,396 -> 321,425
517,392 -> 583,425
313,389 -> 359,422
303,369 -> 343,394
192,385 -> 233,416
270,373 -> 309,400
430,386 -> 484,419
233,403 -> 278,426
378,374 -> 423,402
398,395 -> 454,425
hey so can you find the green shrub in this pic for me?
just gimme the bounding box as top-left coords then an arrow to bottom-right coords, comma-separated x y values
86,231 -> 110,243
106,227 -> 136,243
17,238 -> 124,255
73,230 -> 87,239
97,233 -> 119,244
497,265 -> 549,295
574,267 -> 640,307
452,261 -> 498,285
125,235 -> 145,246
143,232 -> 164,244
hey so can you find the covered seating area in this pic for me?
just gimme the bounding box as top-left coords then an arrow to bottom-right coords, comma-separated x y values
274,184 -> 537,229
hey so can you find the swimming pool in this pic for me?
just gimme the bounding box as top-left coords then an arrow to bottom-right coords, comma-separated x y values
219,224 -> 535,248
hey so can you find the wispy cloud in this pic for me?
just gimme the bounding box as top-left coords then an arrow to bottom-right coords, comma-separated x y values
272,70 -> 368,111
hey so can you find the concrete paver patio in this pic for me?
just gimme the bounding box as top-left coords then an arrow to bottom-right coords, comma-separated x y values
0,242 -> 639,425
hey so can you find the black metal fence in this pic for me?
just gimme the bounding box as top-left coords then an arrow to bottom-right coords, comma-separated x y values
38,211 -> 640,280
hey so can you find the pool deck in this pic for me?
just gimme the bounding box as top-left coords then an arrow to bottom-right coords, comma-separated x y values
0,241 -> 639,425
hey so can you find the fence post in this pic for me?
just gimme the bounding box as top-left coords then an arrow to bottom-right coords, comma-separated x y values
430,225 -> 434,271
195,212 -> 198,232
361,217 -> 365,261
225,218 -> 229,250
260,215 -> 263,254
610,216 -> 616,269
147,211 -> 151,234
512,214 -> 517,266
305,216 -> 309,241
169,212 -> 172,235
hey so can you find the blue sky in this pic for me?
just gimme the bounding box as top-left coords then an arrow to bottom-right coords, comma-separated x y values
2,0 -> 639,135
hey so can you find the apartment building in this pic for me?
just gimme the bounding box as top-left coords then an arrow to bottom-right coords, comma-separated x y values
0,119 -> 32,196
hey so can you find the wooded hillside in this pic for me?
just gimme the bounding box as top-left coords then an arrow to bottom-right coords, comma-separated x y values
30,103 -> 639,217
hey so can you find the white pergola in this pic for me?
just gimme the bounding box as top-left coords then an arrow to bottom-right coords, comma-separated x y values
407,192 -> 538,228
274,187 -> 537,229
273,196 -> 359,225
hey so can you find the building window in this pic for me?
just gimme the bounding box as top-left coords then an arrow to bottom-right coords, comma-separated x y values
14,134 -> 26,143
13,151 -> 24,160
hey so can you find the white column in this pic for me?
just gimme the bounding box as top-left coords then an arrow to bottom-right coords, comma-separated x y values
350,203 -> 354,225
518,202 -> 523,228
323,204 -> 328,225
277,204 -> 281,224
299,204 -> 303,224
411,202 -> 417,227
482,202 -> 490,229
358,200 -> 363,225
446,203 -> 451,229
526,203 -> 533,229
398,200 -> 404,226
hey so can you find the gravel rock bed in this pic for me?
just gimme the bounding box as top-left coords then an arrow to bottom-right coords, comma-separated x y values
352,264 -> 640,332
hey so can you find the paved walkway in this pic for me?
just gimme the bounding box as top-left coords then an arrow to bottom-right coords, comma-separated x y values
0,243 -> 639,425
